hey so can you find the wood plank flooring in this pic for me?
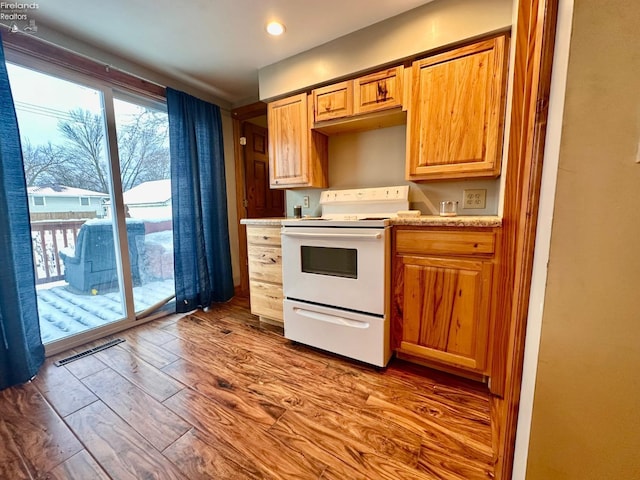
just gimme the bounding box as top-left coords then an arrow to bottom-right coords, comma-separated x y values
0,297 -> 495,479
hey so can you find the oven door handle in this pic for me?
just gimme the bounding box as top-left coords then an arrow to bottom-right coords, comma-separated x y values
293,307 -> 370,329
281,231 -> 382,240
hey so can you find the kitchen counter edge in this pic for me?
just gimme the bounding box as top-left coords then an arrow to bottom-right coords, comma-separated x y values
240,216 -> 502,228
240,218 -> 286,226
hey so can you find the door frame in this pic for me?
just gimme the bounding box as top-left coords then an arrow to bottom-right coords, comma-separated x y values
493,0 -> 559,478
231,101 -> 268,297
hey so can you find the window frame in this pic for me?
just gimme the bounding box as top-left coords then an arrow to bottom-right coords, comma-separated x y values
4,33 -> 172,355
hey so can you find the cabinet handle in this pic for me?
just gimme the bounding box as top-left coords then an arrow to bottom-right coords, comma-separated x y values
377,81 -> 388,102
293,307 -> 370,329
281,231 -> 382,240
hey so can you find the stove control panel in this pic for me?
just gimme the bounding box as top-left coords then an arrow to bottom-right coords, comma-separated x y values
320,185 -> 409,205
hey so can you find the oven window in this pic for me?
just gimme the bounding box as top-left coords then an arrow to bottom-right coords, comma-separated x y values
301,246 -> 357,279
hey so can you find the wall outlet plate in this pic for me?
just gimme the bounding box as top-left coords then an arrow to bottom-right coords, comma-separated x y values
463,189 -> 487,209
303,195 -> 310,208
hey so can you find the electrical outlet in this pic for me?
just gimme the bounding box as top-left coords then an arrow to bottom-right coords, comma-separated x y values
303,196 -> 310,208
463,189 -> 487,209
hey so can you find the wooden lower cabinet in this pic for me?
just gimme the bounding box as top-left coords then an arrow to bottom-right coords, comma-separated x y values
246,224 -> 283,326
392,227 -> 499,377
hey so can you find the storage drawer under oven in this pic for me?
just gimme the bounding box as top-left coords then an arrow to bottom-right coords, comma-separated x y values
284,299 -> 391,367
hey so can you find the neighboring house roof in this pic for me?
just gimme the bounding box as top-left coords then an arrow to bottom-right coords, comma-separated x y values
27,185 -> 109,198
123,179 -> 171,205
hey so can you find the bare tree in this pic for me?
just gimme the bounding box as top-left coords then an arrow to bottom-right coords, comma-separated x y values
19,108 -> 170,193
116,109 -> 170,191
57,109 -> 110,193
21,140 -> 66,186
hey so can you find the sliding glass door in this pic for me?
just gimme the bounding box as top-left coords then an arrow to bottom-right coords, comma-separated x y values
113,95 -> 175,315
6,60 -> 174,352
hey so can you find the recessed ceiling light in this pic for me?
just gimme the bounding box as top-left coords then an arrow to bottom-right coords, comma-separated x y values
266,21 -> 285,36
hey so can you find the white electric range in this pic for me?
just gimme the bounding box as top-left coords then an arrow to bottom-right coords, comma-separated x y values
280,185 -> 409,367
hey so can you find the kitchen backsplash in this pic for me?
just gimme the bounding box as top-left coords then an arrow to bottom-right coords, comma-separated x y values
286,125 -> 500,217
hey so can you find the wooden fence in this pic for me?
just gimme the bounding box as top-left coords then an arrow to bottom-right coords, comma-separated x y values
30,219 -> 85,285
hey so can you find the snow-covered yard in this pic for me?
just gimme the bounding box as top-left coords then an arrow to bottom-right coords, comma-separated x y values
37,279 -> 175,344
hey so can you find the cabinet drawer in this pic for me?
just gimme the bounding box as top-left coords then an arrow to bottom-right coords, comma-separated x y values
246,226 -> 281,247
395,230 -> 495,256
354,66 -> 403,115
247,245 -> 282,283
249,280 -> 283,321
313,81 -> 353,122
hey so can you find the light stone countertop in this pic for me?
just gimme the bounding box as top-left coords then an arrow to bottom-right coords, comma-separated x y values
390,215 -> 502,227
240,216 -> 502,228
240,218 -> 286,226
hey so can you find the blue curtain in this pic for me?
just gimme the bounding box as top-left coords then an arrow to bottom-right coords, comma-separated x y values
167,88 -> 234,312
0,33 -> 45,390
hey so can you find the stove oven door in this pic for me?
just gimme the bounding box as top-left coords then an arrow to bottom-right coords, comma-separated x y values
281,226 -> 388,316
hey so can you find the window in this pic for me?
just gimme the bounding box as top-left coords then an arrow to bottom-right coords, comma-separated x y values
6,54 -> 174,347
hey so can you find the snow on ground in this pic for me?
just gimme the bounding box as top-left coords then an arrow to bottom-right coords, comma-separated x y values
37,279 -> 175,344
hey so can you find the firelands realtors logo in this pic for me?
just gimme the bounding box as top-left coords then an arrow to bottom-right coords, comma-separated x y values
1,2 -> 39,33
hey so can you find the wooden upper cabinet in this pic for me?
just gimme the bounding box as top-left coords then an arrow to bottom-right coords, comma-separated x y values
311,66 -> 405,129
268,93 -> 328,189
406,35 -> 509,181
313,81 -> 353,122
354,67 -> 403,115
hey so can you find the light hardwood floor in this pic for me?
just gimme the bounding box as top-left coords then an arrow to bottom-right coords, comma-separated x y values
0,297 -> 495,479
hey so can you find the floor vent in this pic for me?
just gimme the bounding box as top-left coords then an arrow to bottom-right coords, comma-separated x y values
54,338 -> 125,367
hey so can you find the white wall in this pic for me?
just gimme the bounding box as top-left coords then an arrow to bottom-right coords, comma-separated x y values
221,111 -> 241,286
511,0 -> 574,477
525,0 -> 640,478
286,126 -> 500,217
259,0 -> 513,101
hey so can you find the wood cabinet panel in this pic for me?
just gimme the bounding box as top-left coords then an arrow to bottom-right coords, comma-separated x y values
395,230 -> 495,256
397,256 -> 492,371
406,35 -> 508,181
247,245 -> 282,284
246,226 -> 282,246
313,81 -> 353,122
392,228 -> 498,376
248,279 -> 283,322
354,67 -> 403,115
268,93 -> 328,189
246,225 -> 283,325
311,66 -> 405,134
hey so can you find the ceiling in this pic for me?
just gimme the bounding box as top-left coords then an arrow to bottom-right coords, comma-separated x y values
21,0 -> 434,106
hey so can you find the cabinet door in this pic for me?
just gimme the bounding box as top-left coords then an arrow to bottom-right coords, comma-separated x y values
406,36 -> 508,181
313,81 -> 353,122
354,67 -> 403,115
396,255 -> 493,372
268,93 -> 310,187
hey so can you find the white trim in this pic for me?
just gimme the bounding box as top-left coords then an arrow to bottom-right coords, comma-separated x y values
102,87 -> 137,323
511,1 -> 574,478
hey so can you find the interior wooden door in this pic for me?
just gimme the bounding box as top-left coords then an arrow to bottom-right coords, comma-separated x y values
244,121 -> 284,218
